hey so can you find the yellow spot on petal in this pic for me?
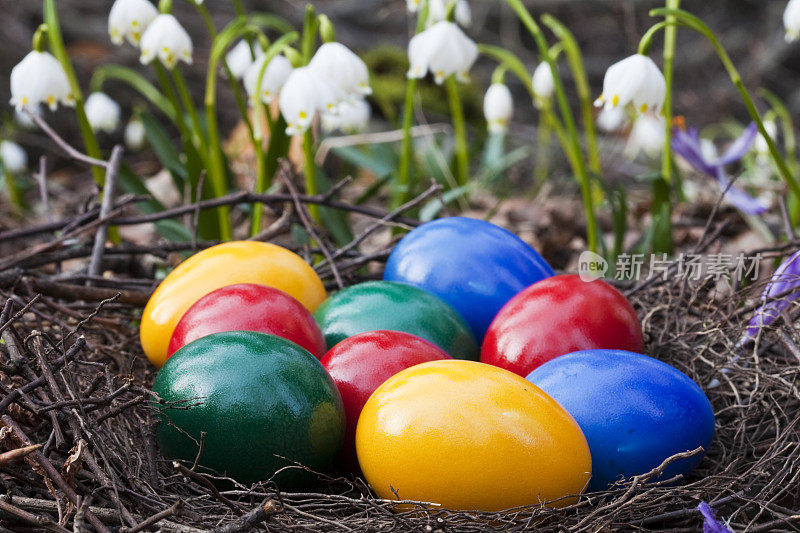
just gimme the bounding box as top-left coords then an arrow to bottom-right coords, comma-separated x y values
132,20 -> 139,27
611,94 -> 619,107
47,95 -> 55,105
640,103 -> 648,114
299,111 -> 308,119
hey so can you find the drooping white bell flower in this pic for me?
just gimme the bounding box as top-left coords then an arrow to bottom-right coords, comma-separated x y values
125,118 -> 147,151
0,141 -> 28,175
596,106 -> 626,132
279,66 -> 343,136
407,0 -> 421,12
483,83 -> 513,134
243,54 -> 293,106
10,51 -> 75,112
108,0 -> 158,47
85,92 -> 121,133
532,62 -> 555,104
323,99 -> 371,134
594,54 -> 666,116
754,120 -> 778,159
226,40 -> 264,80
309,42 -> 372,99
428,0 -> 472,28
407,21 -> 478,84
140,14 -> 193,69
624,113 -> 665,159
785,0 -> 800,41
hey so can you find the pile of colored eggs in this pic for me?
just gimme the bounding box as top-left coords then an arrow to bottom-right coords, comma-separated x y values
144,217 -> 715,510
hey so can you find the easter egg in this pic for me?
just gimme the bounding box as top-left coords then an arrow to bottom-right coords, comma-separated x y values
526,349 -> 715,491
356,360 -> 591,511
321,330 -> 452,465
314,281 -> 479,360
167,283 -> 326,360
383,217 -> 553,340
481,274 -> 643,376
153,331 -> 345,485
141,241 -> 326,368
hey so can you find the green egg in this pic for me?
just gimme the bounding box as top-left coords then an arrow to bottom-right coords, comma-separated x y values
152,331 -> 345,485
313,281 -> 479,360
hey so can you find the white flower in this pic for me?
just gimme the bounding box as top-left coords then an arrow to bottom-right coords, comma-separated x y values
226,40 -> 264,80
243,54 -> 293,105
407,0 -> 421,12
140,14 -> 192,69
125,118 -> 147,150
785,0 -> 800,41
596,106 -> 626,132
309,42 -> 372,98
108,0 -> 158,47
323,99 -> 371,134
10,51 -> 75,112
1,141 -> 27,175
755,120 -> 778,158
407,21 -> 478,84
624,113 -> 665,159
594,54 -> 666,116
532,62 -> 555,103
279,66 -> 342,135
483,83 -> 513,134
85,92 -> 121,133
428,0 -> 472,27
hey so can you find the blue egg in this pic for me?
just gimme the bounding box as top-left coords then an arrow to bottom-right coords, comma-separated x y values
384,217 -> 553,340
526,349 -> 715,491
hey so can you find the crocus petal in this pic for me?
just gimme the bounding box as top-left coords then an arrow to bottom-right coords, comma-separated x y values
698,502 -> 734,533
672,127 -> 717,176
713,168 -> 769,215
715,122 -> 757,167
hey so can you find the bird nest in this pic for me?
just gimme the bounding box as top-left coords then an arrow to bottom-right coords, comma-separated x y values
1,160 -> 800,532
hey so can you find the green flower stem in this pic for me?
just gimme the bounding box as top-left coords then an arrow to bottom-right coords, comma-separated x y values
660,0 -> 679,188
759,88 -> 799,226
2,171 -> 23,213
394,1 -> 430,209
534,106 -> 553,185
42,0 -> 104,186
503,0 -> 597,252
445,77 -> 469,186
303,129 -> 320,221
171,67 -> 208,154
301,4 -> 318,63
650,8 -> 800,202
540,14 -> 600,176
91,65 -> 176,121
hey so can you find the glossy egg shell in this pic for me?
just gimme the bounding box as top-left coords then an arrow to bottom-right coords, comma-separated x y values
321,330 -> 452,466
153,331 -> 345,485
526,349 -> 715,491
383,217 -> 554,340
481,274 -> 644,376
314,281 -> 479,360
141,241 -> 326,368
356,360 -> 591,511
167,283 -> 326,360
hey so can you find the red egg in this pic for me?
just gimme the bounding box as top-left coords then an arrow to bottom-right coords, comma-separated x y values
481,274 -> 644,376
167,283 -> 327,360
320,330 -> 452,466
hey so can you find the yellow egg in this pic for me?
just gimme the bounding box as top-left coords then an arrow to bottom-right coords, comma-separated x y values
140,241 -> 326,368
356,360 -> 591,511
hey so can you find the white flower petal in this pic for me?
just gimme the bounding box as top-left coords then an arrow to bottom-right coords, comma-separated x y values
244,54 -> 293,105
428,0 -> 472,27
10,51 -> 74,112
323,99 -> 371,134
484,83 -> 513,134
625,113 -> 665,159
125,118 -> 147,151
279,66 -> 343,135
407,21 -> 477,84
786,0 -> 800,41
596,54 -> 665,116
532,62 -> 555,102
596,106 -> 626,132
0,141 -> 27,175
108,0 -> 158,47
139,14 -> 193,69
85,92 -> 121,133
309,42 -> 371,99
226,40 -> 264,80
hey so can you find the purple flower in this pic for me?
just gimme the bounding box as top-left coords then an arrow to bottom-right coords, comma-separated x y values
672,123 -> 768,215
698,501 -> 734,533
743,250 -> 800,341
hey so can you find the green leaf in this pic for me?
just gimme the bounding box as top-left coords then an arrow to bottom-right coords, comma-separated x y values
140,111 -> 188,188
332,145 -> 396,178
419,184 -> 472,222
91,65 -> 176,121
